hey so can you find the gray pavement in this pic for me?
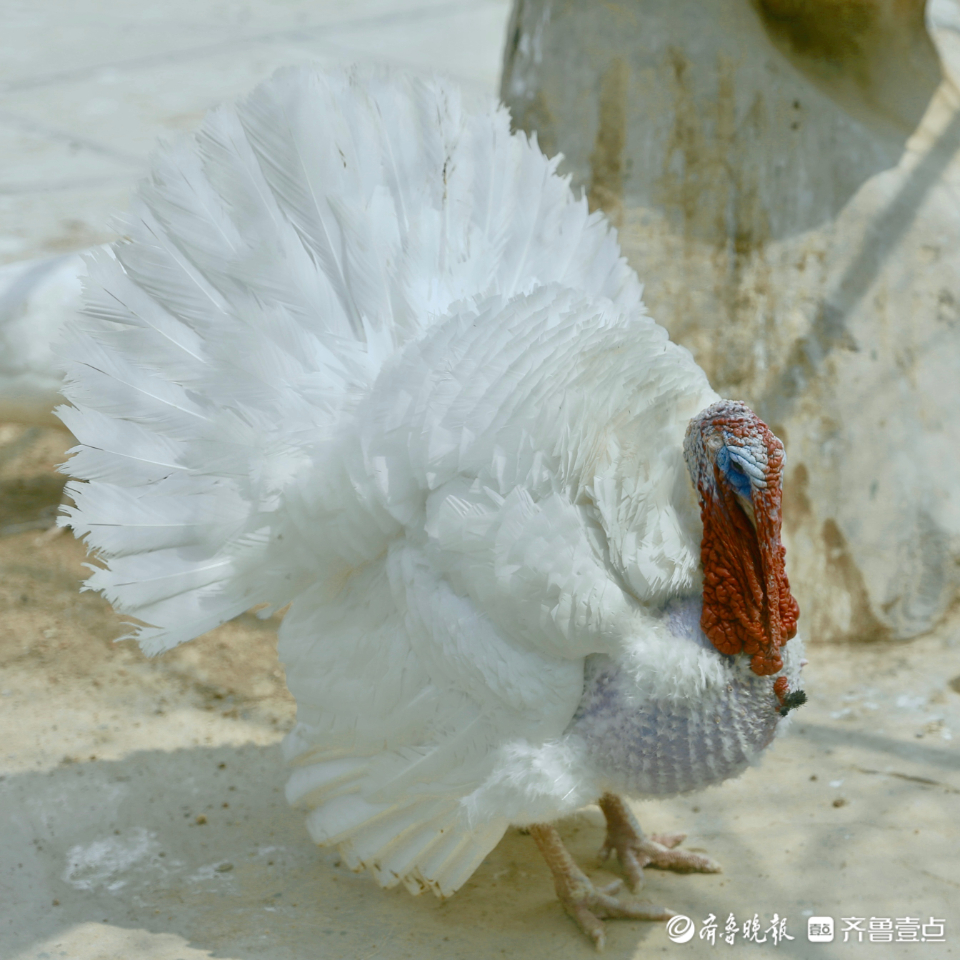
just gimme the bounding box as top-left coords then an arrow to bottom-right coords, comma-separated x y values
0,0 -> 510,264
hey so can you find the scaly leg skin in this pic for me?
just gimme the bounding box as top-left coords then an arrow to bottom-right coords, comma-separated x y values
529,822 -> 673,950
598,793 -> 721,892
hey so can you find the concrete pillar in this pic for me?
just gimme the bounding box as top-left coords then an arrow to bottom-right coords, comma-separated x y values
502,0 -> 960,642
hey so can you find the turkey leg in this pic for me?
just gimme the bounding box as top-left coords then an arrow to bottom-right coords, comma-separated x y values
598,793 -> 721,892
528,822 -> 672,950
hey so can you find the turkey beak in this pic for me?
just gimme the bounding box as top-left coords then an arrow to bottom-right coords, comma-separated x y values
733,491 -> 756,530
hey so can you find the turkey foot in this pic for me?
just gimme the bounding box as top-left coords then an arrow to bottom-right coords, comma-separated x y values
598,793 -> 721,892
529,822 -> 672,950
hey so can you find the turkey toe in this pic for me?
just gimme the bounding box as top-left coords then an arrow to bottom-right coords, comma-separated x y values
530,822 -> 672,949
599,794 -> 721,891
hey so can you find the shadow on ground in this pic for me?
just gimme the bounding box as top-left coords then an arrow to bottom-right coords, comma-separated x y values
1,425 -> 958,960
3,716 -> 960,960
2,742 -> 673,960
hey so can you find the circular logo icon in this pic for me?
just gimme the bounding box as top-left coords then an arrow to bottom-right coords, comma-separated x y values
666,915 -> 696,944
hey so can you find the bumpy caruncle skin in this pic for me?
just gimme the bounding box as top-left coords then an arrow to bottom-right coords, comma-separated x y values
683,400 -> 800,685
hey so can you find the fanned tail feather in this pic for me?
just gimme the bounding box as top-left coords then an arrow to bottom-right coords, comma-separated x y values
58,64 -> 647,895
297,776 -> 508,897
60,65 -> 637,655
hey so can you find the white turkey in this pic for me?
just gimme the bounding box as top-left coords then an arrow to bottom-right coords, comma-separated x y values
58,66 -> 806,948
0,252 -> 89,426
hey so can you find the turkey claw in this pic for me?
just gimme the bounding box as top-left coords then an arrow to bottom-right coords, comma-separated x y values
599,795 -> 721,892
648,831 -> 686,849
529,822 -> 673,950
600,833 -> 664,865
557,878 -> 674,951
603,834 -> 721,892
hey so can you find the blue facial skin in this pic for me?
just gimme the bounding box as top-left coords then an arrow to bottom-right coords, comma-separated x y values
716,444 -> 754,501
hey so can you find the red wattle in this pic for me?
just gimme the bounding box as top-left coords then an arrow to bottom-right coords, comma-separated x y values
697,413 -> 799,678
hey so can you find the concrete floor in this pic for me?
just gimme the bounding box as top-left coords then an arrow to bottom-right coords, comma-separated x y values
2,423 -> 959,960
2,3 -> 960,959
0,0 -> 510,265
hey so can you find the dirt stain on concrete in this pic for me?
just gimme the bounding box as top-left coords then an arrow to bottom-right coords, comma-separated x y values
752,0 -> 940,133
587,58 -> 629,227
821,517 -> 891,643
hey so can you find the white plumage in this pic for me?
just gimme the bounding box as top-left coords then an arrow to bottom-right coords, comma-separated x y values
58,66 -> 804,930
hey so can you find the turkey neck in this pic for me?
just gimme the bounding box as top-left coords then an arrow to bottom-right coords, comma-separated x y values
565,597 -> 804,798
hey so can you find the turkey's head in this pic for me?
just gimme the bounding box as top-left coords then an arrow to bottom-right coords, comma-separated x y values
683,400 -> 803,712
